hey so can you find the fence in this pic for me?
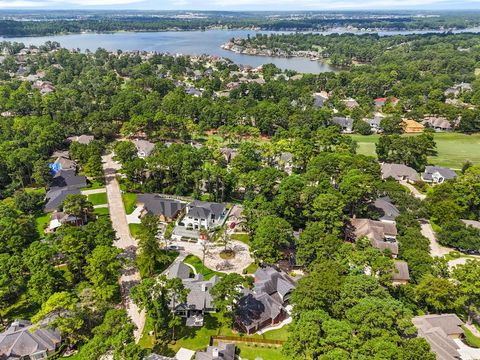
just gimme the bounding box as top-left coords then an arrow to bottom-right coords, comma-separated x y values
210,335 -> 285,346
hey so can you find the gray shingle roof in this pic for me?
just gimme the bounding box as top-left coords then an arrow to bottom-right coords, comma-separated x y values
195,342 -> 235,360
137,194 -> 186,219
392,260 -> 410,281
133,139 -> 155,157
350,218 -> 398,255
331,116 -> 353,130
167,262 -> 191,280
0,320 -> 61,359
422,166 -> 457,182
44,170 -> 87,212
374,196 -> 400,222
187,200 -> 225,220
412,314 -> 464,360
381,163 -> 419,182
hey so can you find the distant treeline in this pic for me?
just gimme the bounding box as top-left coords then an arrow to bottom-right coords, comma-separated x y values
1,14 -> 480,36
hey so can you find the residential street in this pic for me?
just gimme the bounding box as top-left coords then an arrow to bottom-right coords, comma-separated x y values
102,153 -> 145,342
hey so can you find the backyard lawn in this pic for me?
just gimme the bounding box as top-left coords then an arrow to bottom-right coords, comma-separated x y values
122,192 -> 137,214
80,179 -> 105,191
231,233 -> 251,246
93,207 -> 109,216
87,192 -> 108,205
35,212 -> 50,236
184,255 -> 224,280
129,223 -> 142,238
350,133 -> 480,170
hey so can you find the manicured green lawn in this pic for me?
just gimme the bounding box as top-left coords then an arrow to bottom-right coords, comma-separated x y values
129,223 -> 142,238
184,255 -> 224,280
231,233 -> 251,246
463,326 -> 480,348
350,133 -> 480,170
87,192 -> 108,205
94,207 -> 109,216
80,180 -> 105,191
236,344 -> 286,360
35,212 -> 50,236
0,294 -> 40,325
243,262 -> 258,274
122,192 -> 137,215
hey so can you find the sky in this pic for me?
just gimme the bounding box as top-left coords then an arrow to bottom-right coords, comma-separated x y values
0,0 -> 479,11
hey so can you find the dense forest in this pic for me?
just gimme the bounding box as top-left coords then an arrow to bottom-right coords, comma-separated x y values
1,11 -> 480,36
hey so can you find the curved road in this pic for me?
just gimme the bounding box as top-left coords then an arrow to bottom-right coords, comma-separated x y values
102,153 -> 145,342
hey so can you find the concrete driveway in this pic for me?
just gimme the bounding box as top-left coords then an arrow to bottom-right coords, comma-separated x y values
102,153 -> 145,342
421,221 -> 451,257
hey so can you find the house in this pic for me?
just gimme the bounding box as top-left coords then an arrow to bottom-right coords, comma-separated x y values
392,260 -> 410,286
167,262 -> 220,326
47,211 -> 83,232
236,266 -> 297,334
33,80 -> 55,95
444,82 -> 472,98
67,134 -> 95,145
44,170 -> 87,212
462,219 -> 480,229
343,98 -> 359,109
136,194 -> 186,222
402,119 -> 424,133
219,148 -> 238,163
412,314 -> 465,360
313,92 -> 329,108
331,117 -> 353,133
185,87 -> 202,97
423,116 -> 453,132
182,200 -> 226,230
350,218 -> 398,257
374,97 -> 399,107
274,152 -> 294,175
133,139 -> 155,158
374,196 -> 400,223
421,166 -> 457,184
0,320 -> 61,360
381,163 -> 420,183
195,343 -> 235,360
49,156 -> 76,174
363,113 -> 384,132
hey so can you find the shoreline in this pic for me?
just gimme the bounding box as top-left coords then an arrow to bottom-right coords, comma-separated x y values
2,25 -> 480,39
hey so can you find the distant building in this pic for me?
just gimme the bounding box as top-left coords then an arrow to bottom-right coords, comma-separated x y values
374,196 -> 400,223
412,314 -> 464,360
331,116 -> 354,133
313,92 -> 329,108
133,139 -> 155,158
0,320 -> 61,360
363,113 -> 384,132
444,82 -> 472,98
219,148 -> 238,163
392,260 -> 410,286
67,134 -> 95,145
421,166 -> 457,184
350,218 -> 398,257
374,97 -> 399,108
47,211 -> 84,232
423,116 -> 453,132
381,163 -> 419,183
402,119 -> 424,133
343,98 -> 359,109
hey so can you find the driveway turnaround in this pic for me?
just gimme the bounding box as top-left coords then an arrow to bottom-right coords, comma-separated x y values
102,153 -> 145,342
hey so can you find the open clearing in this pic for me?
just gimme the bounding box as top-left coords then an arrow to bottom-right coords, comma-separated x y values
350,133 -> 480,170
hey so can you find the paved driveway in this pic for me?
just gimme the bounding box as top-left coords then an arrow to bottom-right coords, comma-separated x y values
102,153 -> 145,342
421,221 -> 451,257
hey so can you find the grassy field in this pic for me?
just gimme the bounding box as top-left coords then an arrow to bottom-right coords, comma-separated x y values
93,207 -> 109,216
184,255 -> 224,280
122,192 -> 137,214
87,192 -> 108,205
350,133 -> 480,170
35,212 -> 50,236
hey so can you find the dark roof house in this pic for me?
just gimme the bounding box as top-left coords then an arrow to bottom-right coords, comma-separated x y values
67,135 -> 95,145
133,139 -> 155,158
0,320 -> 61,360
331,117 -> 353,133
374,196 -> 400,223
421,166 -> 457,184
137,194 -> 186,221
44,170 -> 87,212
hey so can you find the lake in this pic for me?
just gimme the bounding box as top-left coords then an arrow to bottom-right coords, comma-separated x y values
2,28 -> 480,74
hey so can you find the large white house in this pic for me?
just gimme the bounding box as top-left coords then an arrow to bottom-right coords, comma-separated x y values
181,200 -> 226,230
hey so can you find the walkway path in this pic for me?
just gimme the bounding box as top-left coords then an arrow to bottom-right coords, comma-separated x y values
102,153 -> 145,342
81,188 -> 107,195
400,180 -> 426,200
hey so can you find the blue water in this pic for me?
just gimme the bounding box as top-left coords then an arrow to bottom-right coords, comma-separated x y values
3,28 -> 479,74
